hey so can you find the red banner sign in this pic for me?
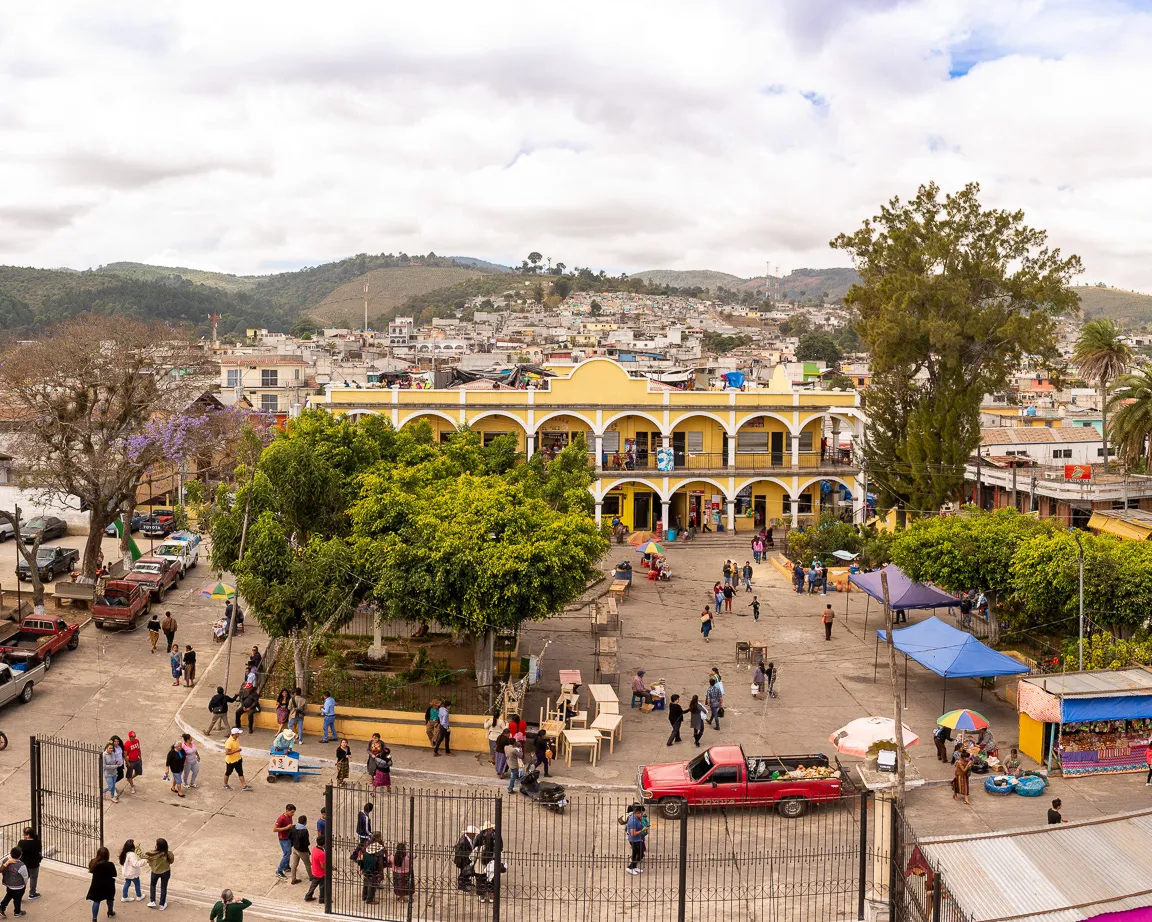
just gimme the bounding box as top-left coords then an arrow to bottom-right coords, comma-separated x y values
1065,464 -> 1092,481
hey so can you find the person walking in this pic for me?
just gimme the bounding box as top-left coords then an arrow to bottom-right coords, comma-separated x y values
504,736 -> 523,793
752,537 -> 763,565
17,831 -> 39,901
434,701 -> 452,756
137,839 -> 174,910
752,662 -> 766,699
355,803 -> 373,847
484,710 -> 506,764
223,728 -> 252,791
273,804 -> 296,880
820,563 -> 830,595
722,582 -> 734,613
713,583 -> 724,613
168,644 -> 182,687
209,890 -> 252,922
473,823 -> 500,905
532,730 -> 551,777
705,677 -> 723,731
742,561 -> 753,593
118,841 -> 144,903
86,847 -> 117,921
933,725 -> 952,762
722,560 -> 732,588
1048,798 -> 1067,824
689,695 -> 705,746
146,613 -> 161,654
750,596 -> 761,622
822,604 -> 835,641
666,693 -> 684,745
207,687 -> 235,736
335,739 -> 351,786
765,661 -> 778,698
180,734 -> 199,789
0,848 -> 28,917
119,732 -> 142,795
288,688 -> 308,741
273,690 -> 290,730
700,606 -> 714,643
288,814 -> 310,885
102,741 -> 121,804
304,837 -> 325,903
369,746 -> 392,791
624,804 -> 647,875
235,684 -> 260,734
164,743 -> 186,798
389,843 -> 412,904
952,752 -> 972,806
160,612 -> 177,653
182,645 -> 197,687
320,691 -> 337,742
493,731 -> 509,778
453,826 -> 477,891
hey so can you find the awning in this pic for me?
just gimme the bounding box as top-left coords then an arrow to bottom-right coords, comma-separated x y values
849,564 -> 958,610
877,617 -> 1030,679
1062,695 -> 1152,722
1088,511 -> 1152,541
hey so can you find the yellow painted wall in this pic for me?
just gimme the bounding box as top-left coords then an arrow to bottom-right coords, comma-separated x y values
255,700 -> 489,752
1018,712 -> 1045,764
467,416 -> 527,449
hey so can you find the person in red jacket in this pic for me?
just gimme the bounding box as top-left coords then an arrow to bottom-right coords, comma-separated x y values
124,732 -> 143,795
304,835 -> 325,902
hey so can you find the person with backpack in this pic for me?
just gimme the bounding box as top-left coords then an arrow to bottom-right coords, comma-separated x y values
0,847 -> 29,917
453,826 -> 478,891
288,815 -> 310,885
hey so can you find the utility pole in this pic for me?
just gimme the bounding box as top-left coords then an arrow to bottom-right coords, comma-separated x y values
881,570 -> 906,807
223,461 -> 258,691
974,449 -> 982,508
1072,530 -> 1085,672
363,279 -> 370,335
1010,459 -> 1018,511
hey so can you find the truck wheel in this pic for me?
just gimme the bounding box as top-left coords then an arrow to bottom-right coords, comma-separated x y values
67,633 -> 79,650
178,568 -> 186,581
41,653 -> 51,673
778,798 -> 808,818
0,531 -> 8,543
0,732 -> 8,749
19,683 -> 32,703
42,571 -> 53,583
660,798 -> 685,820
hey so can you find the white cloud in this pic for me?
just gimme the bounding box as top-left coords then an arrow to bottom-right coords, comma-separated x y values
0,0 -> 1149,287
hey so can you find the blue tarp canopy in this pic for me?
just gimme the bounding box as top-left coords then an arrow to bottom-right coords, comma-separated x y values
722,371 -> 746,389
1062,696 -> 1152,722
849,564 -> 957,610
877,617 -> 1030,679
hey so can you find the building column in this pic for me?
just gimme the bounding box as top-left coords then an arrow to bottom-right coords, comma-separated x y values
594,434 -> 604,472
830,418 -> 841,465
791,432 -> 800,469
726,435 -> 736,471
661,500 -> 671,534
790,493 -> 800,528
726,502 -> 736,534
594,501 -> 603,527
661,434 -> 671,449
853,480 -> 865,524
526,434 -> 535,459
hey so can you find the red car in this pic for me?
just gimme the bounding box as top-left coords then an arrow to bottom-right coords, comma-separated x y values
638,744 -> 851,818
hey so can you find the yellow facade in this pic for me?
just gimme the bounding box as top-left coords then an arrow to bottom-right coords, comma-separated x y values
313,358 -> 863,532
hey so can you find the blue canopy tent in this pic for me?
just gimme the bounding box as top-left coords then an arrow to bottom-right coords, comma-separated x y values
874,616 -> 1030,711
847,564 -> 959,635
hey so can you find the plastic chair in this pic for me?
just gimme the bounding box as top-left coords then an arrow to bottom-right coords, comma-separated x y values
631,693 -> 643,708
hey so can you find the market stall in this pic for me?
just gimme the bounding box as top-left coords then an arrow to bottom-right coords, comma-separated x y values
1017,668 -> 1152,777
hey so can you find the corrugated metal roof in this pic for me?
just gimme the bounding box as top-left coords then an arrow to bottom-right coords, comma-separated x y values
1019,668 -> 1152,698
920,808 -> 1152,921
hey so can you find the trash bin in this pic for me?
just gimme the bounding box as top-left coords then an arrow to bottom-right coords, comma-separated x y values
666,529 -> 677,542
614,562 -> 633,584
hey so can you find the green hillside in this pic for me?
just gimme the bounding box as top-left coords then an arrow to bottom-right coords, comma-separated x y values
311,266 -> 485,326
632,266 -> 861,302
96,262 -> 256,292
1074,286 -> 1152,325
630,269 -> 748,289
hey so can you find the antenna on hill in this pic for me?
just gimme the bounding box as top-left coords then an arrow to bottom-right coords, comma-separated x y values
363,279 -> 370,334
208,312 -> 219,345
765,262 -> 771,303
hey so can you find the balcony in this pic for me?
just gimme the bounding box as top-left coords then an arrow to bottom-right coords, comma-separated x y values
593,450 -> 859,477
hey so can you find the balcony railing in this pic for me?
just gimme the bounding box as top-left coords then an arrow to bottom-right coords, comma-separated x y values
594,449 -> 856,474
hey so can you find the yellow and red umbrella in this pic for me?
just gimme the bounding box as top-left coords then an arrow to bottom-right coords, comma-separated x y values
937,709 -> 989,731
199,581 -> 236,600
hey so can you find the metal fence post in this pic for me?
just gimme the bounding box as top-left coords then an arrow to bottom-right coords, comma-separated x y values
888,799 -> 899,920
932,868 -> 942,920
406,795 -> 415,922
96,746 -> 104,850
678,803 -> 689,922
28,737 -> 39,838
493,797 -> 503,922
323,784 -> 333,914
858,791 -> 870,921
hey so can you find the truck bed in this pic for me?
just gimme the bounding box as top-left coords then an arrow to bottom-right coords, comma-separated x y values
5,634 -> 53,651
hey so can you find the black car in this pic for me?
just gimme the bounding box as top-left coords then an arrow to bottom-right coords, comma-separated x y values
21,516 -> 67,545
105,514 -> 146,537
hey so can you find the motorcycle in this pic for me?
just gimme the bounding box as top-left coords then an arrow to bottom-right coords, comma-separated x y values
519,763 -> 567,814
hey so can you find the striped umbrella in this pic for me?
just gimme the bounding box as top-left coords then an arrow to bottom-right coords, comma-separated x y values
635,540 -> 665,556
937,709 -> 990,731
199,581 -> 236,600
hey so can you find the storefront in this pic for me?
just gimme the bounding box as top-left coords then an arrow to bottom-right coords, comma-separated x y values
1017,669 -> 1152,777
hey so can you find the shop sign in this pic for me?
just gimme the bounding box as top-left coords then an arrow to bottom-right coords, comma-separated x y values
1065,464 -> 1091,481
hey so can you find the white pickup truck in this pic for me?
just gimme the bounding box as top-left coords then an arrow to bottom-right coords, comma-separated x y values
153,531 -> 201,577
0,656 -> 45,707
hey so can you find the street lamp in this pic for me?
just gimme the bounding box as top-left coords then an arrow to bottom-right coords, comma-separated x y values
1071,529 -> 1084,672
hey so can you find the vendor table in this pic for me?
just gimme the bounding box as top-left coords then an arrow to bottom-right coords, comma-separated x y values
591,713 -> 623,754
597,636 -> 618,655
748,640 -> 769,664
562,728 -> 602,767
558,669 -> 583,686
588,684 -> 619,717
609,580 -> 630,603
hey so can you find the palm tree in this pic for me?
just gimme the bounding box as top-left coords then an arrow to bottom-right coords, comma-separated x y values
1073,319 -> 1131,472
1108,364 -> 1152,469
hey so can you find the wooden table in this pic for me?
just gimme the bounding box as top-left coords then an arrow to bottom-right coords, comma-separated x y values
609,580 -> 630,602
748,640 -> 769,664
558,669 -> 583,686
590,713 -> 623,754
562,728 -> 602,767
588,683 -> 619,718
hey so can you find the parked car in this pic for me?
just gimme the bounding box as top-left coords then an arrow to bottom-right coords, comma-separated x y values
123,556 -> 180,601
15,546 -> 79,582
153,537 -> 199,576
638,745 -> 852,818
0,512 -> 22,543
0,616 -> 80,671
21,516 -> 67,544
0,657 -> 46,708
104,514 -> 146,537
93,580 -> 151,629
140,510 -> 175,537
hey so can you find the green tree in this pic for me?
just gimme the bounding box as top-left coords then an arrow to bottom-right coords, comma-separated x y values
1073,319 -> 1131,472
795,331 -> 843,365
831,182 -> 1081,513
527,252 -> 543,273
552,277 -> 573,299
778,313 -> 810,337
589,300 -> 602,316
701,332 -> 752,354
1108,364 -> 1152,468
532,283 -> 545,306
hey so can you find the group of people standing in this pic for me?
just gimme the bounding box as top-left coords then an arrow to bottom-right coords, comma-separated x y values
701,560 -> 763,642
664,668 -> 726,746
84,839 -> 174,918
452,823 -> 501,904
486,714 -> 551,791
355,803 -> 413,904
791,559 -> 830,595
101,730 -> 201,803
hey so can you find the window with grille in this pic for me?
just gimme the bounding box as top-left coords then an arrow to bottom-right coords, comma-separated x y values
226,369 -> 238,387
686,432 -> 704,453
260,394 -> 279,412
602,431 -> 621,453
261,369 -> 278,387
737,432 -> 768,453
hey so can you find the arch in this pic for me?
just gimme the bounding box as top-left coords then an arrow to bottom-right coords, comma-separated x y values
531,410 -> 596,434
669,410 -> 734,436
733,475 -> 794,496
734,411 -> 800,437
795,474 -> 856,496
342,409 -> 381,421
600,409 -> 668,437
465,410 -> 529,433
665,477 -> 734,503
399,409 -> 459,430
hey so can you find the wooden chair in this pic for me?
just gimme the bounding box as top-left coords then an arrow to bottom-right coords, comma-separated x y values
598,700 -> 619,716
735,641 -> 752,666
569,710 -> 589,729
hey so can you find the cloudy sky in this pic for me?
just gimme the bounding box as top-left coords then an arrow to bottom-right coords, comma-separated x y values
1,1 -> 1149,285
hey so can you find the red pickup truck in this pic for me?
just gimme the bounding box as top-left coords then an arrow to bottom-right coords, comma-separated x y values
92,580 -> 151,630
123,556 -> 180,601
0,616 -> 80,671
638,745 -> 851,818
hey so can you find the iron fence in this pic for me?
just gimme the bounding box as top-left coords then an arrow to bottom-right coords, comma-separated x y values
326,784 -> 876,922
30,735 -> 103,868
0,820 -> 29,859
890,804 -> 973,922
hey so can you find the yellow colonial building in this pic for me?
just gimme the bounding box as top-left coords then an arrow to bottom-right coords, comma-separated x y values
310,358 -> 864,532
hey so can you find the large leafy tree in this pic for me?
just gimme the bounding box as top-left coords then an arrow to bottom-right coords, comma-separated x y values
1074,319 -> 1132,472
1108,364 -> 1152,468
831,182 -> 1081,513
795,331 -> 843,365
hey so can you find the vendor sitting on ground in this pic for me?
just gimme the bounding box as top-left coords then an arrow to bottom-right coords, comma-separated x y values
1004,748 -> 1021,777
631,669 -> 654,706
271,726 -> 296,753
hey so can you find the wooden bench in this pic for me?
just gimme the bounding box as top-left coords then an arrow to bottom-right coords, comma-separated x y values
53,581 -> 95,610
